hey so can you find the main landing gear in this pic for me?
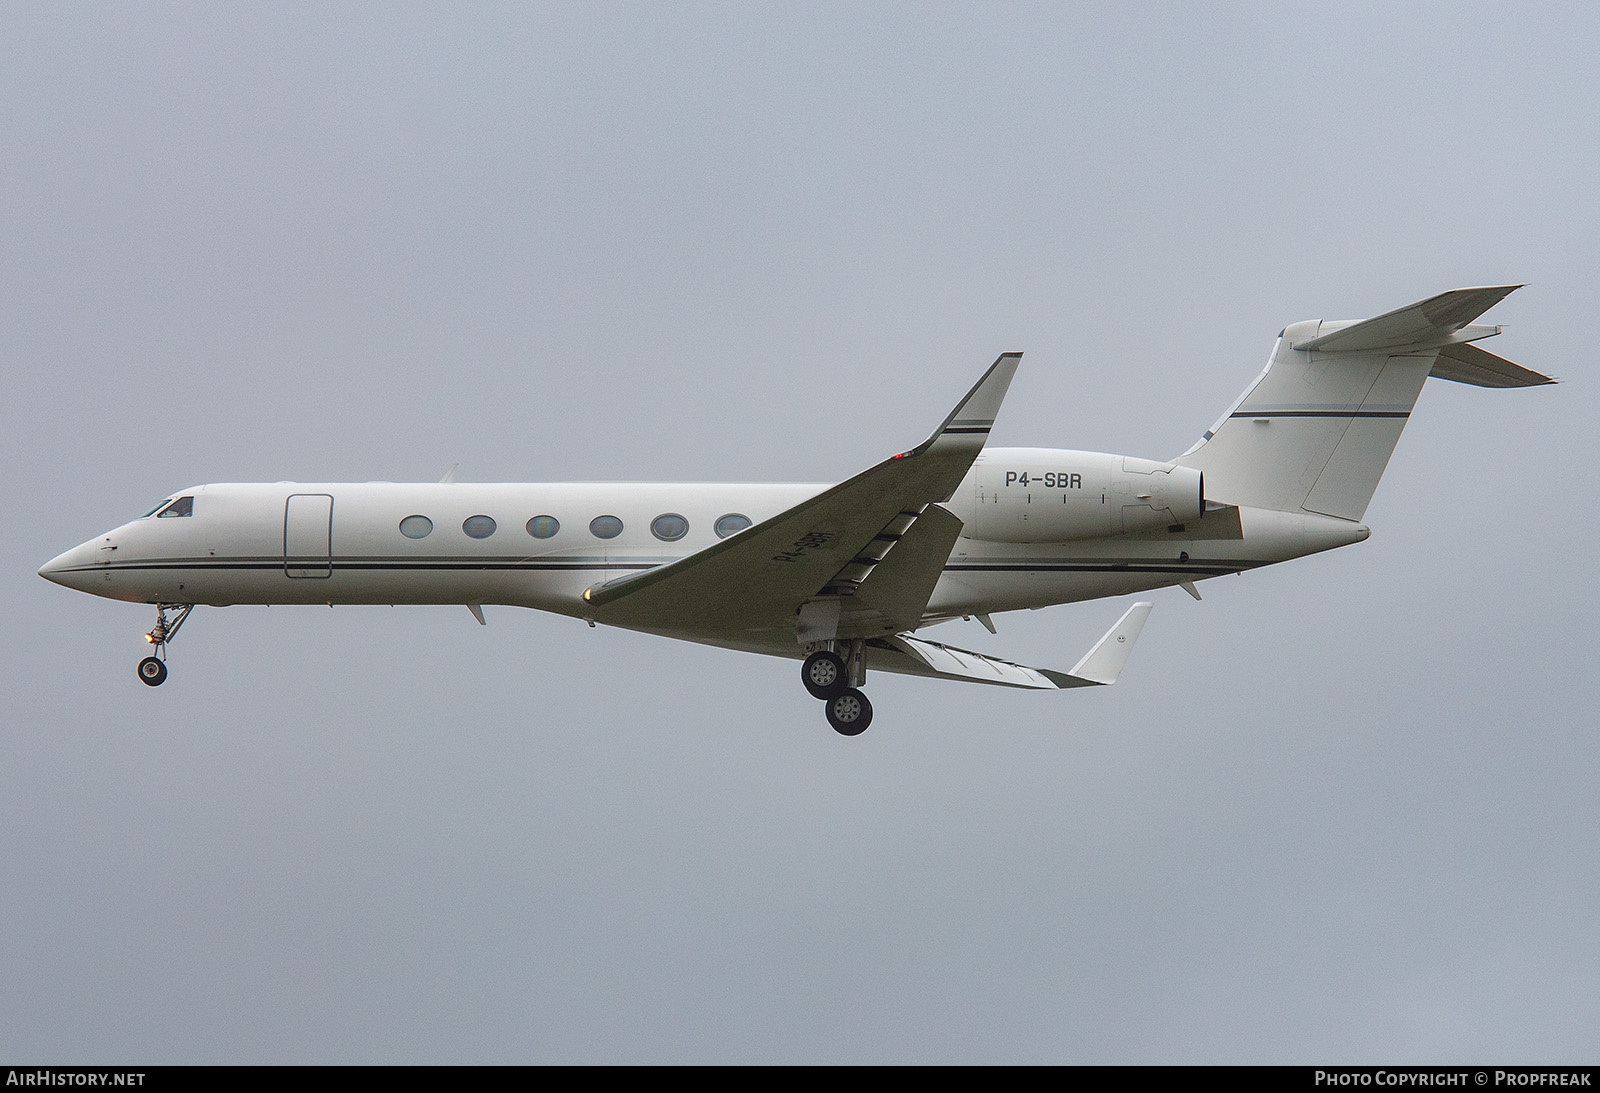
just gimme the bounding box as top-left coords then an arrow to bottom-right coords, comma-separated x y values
137,603 -> 193,687
801,642 -> 873,736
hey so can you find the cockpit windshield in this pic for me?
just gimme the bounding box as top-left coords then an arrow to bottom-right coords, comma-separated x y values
155,496 -> 194,518
140,499 -> 174,518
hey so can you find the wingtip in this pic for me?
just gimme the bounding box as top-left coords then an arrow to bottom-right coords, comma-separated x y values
1445,283 -> 1522,295
906,350 -> 1023,456
1062,601 -> 1154,686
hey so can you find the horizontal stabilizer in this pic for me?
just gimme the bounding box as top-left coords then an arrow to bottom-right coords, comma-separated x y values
1430,341 -> 1556,387
1291,285 -> 1521,353
867,601 -> 1153,690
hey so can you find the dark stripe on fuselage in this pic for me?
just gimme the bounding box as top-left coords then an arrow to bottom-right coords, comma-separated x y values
944,561 -> 1269,576
1229,410 -> 1409,419
55,559 -> 655,574
61,556 -> 1271,579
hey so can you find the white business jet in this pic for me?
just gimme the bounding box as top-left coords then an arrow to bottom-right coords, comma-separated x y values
40,286 -> 1552,735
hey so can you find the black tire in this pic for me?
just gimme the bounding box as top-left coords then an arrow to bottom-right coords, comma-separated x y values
825,689 -> 872,736
137,657 -> 168,687
801,650 -> 849,700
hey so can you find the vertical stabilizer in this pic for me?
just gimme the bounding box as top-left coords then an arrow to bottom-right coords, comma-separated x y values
1175,287 -> 1546,521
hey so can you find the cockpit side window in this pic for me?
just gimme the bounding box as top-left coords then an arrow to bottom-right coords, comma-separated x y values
140,499 -> 175,518
156,496 -> 194,518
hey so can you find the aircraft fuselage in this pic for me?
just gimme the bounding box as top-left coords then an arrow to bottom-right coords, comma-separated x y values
39,449 -> 1367,628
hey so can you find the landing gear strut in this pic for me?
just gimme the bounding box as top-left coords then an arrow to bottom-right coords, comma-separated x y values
137,603 -> 193,687
801,638 -> 873,735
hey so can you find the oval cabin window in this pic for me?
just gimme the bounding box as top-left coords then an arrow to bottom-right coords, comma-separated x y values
650,513 -> 689,542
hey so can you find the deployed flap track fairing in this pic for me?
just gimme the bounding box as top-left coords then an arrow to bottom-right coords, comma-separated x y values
38,287 -> 1553,736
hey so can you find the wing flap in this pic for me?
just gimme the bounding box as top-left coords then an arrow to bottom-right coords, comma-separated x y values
841,503 -> 966,636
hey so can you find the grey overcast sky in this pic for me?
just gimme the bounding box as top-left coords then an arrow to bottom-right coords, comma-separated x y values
4,2 -> 1596,1063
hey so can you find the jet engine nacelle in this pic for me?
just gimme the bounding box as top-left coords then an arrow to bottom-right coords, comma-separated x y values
947,447 -> 1205,543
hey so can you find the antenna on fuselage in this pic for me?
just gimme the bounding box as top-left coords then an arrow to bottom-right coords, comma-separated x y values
439,463 -> 459,484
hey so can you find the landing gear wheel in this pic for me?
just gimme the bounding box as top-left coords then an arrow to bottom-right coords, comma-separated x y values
802,650 -> 849,700
825,689 -> 872,736
135,603 -> 193,688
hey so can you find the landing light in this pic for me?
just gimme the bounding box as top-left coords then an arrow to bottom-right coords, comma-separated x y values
144,633 -> 156,644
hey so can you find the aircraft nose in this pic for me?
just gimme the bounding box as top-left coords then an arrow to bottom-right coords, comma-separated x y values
38,541 -> 98,589
38,549 -> 72,584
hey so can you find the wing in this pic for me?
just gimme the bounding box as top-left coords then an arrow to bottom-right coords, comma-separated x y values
584,354 -> 1021,650
866,601 -> 1154,689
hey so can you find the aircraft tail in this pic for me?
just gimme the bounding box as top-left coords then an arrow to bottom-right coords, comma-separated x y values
1174,286 -> 1553,521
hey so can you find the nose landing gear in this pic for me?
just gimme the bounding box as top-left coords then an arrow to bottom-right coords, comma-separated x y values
137,603 -> 193,687
801,639 -> 873,735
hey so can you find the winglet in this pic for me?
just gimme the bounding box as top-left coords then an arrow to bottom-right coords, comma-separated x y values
903,352 -> 1021,457
1046,601 -> 1154,686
